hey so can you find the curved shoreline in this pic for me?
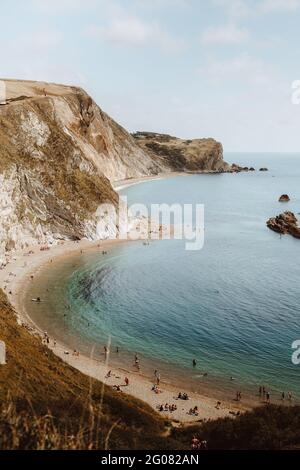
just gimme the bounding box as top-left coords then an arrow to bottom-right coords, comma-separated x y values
0,235 -> 252,424
3,171 -> 275,424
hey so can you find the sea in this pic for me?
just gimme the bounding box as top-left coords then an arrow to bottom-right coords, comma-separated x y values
26,153 -> 300,402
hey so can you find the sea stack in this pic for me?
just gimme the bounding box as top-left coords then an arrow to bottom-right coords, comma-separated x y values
267,211 -> 300,239
279,194 -> 290,202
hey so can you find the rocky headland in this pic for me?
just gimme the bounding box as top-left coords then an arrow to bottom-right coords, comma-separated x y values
0,79 -> 255,265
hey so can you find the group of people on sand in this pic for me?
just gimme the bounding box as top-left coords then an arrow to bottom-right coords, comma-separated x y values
259,386 -> 292,403
134,354 -> 141,371
191,436 -> 207,450
259,387 -> 271,403
281,391 -> 293,401
152,384 -> 162,394
43,331 -> 50,345
178,392 -> 190,400
113,377 -> 130,392
188,406 -> 199,416
159,403 -> 178,413
105,370 -> 129,390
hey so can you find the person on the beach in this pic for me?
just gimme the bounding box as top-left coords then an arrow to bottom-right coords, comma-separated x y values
193,359 -> 197,367
266,392 -> 270,404
281,392 -> 285,401
116,347 -> 119,354
156,374 -> 161,386
191,436 -> 200,450
288,391 -> 293,401
125,377 -> 129,386
134,354 -> 140,370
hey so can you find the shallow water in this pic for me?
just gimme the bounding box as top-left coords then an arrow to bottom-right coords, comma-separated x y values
27,153 -> 300,401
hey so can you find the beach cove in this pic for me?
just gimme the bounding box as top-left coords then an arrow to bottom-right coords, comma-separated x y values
0,237 -> 248,424
1,153 -> 300,425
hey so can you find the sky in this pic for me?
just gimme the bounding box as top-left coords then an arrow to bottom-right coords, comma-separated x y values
1,0 -> 300,152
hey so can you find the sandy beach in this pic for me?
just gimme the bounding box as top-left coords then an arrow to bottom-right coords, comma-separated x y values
112,172 -> 186,192
0,173 -> 253,425
0,230 -> 251,425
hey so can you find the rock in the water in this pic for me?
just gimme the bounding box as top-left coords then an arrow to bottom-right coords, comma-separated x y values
267,211 -> 300,238
259,167 -> 268,172
230,163 -> 255,173
279,194 -> 290,202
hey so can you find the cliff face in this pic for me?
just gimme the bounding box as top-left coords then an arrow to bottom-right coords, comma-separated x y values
132,132 -> 230,173
0,80 -> 229,264
0,80 -> 163,262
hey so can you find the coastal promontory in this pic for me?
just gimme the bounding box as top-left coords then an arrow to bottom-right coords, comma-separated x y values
0,79 -> 231,264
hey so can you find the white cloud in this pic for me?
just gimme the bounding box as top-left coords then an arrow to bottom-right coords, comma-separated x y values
32,0 -> 97,10
86,14 -> 185,52
88,17 -> 149,45
198,53 -> 270,85
211,0 -> 252,19
259,0 -> 300,13
12,31 -> 63,52
200,24 -> 249,45
212,0 -> 300,17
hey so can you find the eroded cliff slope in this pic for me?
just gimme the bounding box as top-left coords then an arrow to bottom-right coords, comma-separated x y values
0,80 -> 163,262
0,80 -> 230,263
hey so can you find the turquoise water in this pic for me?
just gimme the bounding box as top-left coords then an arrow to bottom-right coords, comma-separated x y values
28,153 -> 300,399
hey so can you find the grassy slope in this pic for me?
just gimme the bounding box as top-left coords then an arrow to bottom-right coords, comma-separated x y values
174,405 -> 300,450
0,290 -> 182,450
1,288 -> 300,450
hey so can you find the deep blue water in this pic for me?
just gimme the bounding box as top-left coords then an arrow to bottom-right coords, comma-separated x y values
27,153 -> 300,398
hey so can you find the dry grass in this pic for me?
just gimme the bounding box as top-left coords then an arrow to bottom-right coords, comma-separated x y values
0,290 -> 181,450
1,288 -> 300,450
132,132 -> 227,172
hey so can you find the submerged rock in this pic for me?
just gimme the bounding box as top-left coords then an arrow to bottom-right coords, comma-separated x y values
267,211 -> 300,239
